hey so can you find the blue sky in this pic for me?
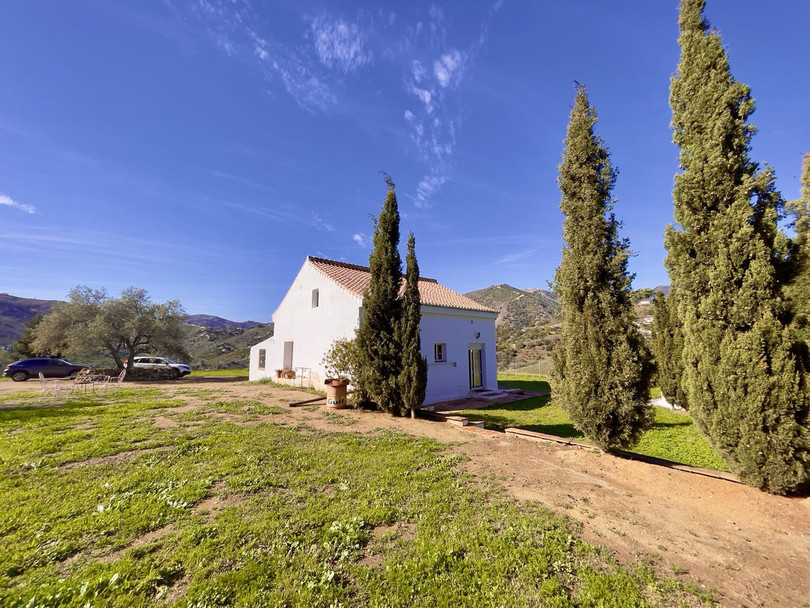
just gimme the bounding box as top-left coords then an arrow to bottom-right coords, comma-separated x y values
1,1 -> 808,322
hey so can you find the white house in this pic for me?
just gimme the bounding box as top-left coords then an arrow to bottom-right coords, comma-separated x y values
249,256 -> 499,405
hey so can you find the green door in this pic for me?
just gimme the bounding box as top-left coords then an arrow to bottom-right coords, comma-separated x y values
468,348 -> 483,389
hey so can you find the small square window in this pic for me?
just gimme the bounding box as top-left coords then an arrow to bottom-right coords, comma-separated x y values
312,288 -> 319,308
258,349 -> 266,370
434,343 -> 447,362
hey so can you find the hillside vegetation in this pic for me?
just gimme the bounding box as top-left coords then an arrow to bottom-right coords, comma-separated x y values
0,294 -> 57,348
464,284 -> 558,327
464,285 -> 661,374
464,284 -> 560,373
183,322 -> 273,369
0,292 -> 271,370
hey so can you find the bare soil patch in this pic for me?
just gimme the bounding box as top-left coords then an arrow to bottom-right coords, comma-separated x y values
101,524 -> 177,564
192,481 -> 246,522
60,446 -> 175,470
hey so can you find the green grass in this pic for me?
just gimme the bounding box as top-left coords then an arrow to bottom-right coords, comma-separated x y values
460,395 -> 584,439
456,375 -> 726,471
633,407 -> 727,471
193,368 -> 249,377
0,386 -> 713,607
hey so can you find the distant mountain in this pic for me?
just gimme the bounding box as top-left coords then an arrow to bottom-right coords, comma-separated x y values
464,284 -> 559,329
185,314 -> 263,330
0,294 -> 58,348
0,292 -> 271,369
653,284 -> 671,295
463,284 -> 560,374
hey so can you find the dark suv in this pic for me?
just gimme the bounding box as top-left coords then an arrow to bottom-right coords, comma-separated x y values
3,358 -> 89,382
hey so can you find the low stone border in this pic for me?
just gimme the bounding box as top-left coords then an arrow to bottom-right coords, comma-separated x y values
418,409 -> 740,485
505,427 -> 740,484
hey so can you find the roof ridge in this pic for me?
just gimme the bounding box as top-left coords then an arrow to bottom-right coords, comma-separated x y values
307,255 -> 438,283
306,255 -> 497,314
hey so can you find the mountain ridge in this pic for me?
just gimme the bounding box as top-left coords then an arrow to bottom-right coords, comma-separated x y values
0,293 -> 270,369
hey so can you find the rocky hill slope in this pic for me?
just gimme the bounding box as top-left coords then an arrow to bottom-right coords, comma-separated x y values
464,284 -> 660,375
463,284 -> 559,328
464,285 -> 561,373
183,321 -> 273,369
0,294 -> 58,348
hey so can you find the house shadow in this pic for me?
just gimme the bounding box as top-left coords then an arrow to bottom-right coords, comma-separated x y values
499,379 -> 551,393
0,399 -> 105,423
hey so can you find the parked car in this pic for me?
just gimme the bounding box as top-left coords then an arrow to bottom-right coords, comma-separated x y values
126,356 -> 191,378
3,357 -> 89,382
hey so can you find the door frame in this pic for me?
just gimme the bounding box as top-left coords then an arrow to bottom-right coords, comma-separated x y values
468,344 -> 484,390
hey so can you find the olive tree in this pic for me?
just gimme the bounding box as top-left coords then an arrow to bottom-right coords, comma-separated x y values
32,286 -> 189,371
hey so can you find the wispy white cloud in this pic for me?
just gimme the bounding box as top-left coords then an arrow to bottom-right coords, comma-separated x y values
192,0 -> 251,57
434,50 -> 464,88
0,193 -> 37,214
311,213 -> 335,232
353,233 -> 369,248
309,15 -> 372,72
188,0 -> 339,112
414,171 -> 447,209
180,1 -> 499,209
400,7 -> 485,209
210,170 -> 277,195
270,56 -> 337,111
495,248 -> 539,265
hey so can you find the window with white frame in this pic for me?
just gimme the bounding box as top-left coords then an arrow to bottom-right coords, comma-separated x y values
434,343 -> 447,362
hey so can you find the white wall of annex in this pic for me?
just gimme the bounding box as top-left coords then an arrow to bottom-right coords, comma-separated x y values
419,307 -> 498,404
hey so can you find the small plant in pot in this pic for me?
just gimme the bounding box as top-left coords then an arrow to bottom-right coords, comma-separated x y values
321,338 -> 357,385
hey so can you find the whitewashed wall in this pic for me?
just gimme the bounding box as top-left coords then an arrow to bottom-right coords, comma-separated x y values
250,259 -> 499,404
249,261 -> 361,384
419,306 -> 498,404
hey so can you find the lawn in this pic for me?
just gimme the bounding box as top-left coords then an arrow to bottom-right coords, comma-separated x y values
193,368 -> 249,377
0,386 -> 713,607
453,376 -> 726,471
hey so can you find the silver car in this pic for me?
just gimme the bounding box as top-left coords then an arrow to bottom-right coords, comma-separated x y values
131,356 -> 191,378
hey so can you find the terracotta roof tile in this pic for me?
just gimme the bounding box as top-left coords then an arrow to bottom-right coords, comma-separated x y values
308,256 -> 497,314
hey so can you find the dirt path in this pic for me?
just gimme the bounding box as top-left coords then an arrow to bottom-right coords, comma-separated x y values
2,378 -> 808,607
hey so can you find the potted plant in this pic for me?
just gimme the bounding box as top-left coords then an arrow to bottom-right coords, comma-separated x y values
321,339 -> 357,409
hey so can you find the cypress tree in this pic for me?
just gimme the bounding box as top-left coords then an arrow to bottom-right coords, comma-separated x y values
666,0 -> 809,492
552,86 -> 653,451
12,315 -> 48,359
355,176 -> 404,414
650,291 -> 688,409
785,154 -> 810,341
400,231 -> 428,418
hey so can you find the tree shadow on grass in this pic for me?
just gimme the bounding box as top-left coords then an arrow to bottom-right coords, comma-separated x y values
0,399 -> 106,424
649,419 -> 692,429
498,379 -> 551,393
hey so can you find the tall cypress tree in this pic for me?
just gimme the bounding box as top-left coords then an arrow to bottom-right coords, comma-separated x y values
355,176 -> 404,414
552,86 -> 653,451
650,291 -> 688,409
785,154 -> 810,342
666,0 -> 809,492
400,231 -> 428,418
